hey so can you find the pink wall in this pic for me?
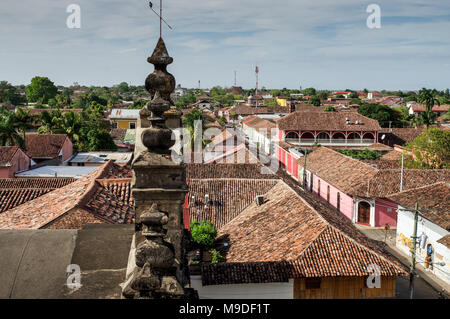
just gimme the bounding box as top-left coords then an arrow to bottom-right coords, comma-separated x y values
61,138 -> 73,162
312,175 -> 354,222
0,149 -> 30,178
375,198 -> 397,227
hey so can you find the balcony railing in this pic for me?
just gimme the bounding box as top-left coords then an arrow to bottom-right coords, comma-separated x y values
285,138 -> 376,145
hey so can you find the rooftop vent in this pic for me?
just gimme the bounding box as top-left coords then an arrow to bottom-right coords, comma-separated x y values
256,195 -> 264,206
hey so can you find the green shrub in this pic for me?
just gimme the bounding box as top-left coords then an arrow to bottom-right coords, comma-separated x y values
337,148 -> 381,160
210,249 -> 223,264
190,220 -> 217,250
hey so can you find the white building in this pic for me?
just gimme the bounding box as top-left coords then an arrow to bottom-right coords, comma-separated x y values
389,183 -> 450,286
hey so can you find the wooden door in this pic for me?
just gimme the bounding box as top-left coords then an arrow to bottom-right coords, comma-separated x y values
358,201 -> 371,225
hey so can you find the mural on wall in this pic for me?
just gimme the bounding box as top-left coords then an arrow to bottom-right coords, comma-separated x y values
398,233 -> 412,250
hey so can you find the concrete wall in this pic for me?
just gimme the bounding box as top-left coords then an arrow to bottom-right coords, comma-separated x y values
191,276 -> 294,299
396,209 -> 450,285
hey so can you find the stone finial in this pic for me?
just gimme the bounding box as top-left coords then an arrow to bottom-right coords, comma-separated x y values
145,37 -> 176,103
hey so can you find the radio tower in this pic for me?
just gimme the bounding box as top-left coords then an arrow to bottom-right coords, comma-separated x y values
255,66 -> 259,95
234,70 -> 237,86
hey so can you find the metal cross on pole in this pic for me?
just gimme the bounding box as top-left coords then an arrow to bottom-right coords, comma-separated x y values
149,1 -> 173,38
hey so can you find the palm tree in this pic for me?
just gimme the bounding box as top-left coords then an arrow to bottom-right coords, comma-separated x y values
182,109 -> 207,149
418,88 -> 440,128
0,110 -> 24,149
14,107 -> 35,150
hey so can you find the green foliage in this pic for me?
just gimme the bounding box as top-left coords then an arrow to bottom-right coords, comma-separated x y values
175,93 -> 197,109
302,87 -> 316,96
349,99 -> 362,105
309,95 -> 321,106
263,99 -> 278,106
357,103 -> 402,128
86,129 -> 117,151
405,128 -> 450,169
0,109 -> 25,149
0,81 -> 25,105
210,249 -> 223,264
128,100 -> 148,109
337,149 -> 381,160
71,92 -> 107,109
218,116 -> 227,125
190,220 -> 217,250
317,91 -> 329,100
324,105 -> 336,112
349,92 -> 358,99
26,76 -> 58,104
418,88 -> 440,128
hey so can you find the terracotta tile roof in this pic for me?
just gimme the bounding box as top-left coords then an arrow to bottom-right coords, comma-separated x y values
0,178 -> 75,189
0,178 -> 76,213
230,105 -> 289,115
243,117 -> 276,132
186,163 -> 279,180
83,179 -> 134,224
363,160 -> 401,169
0,161 -> 134,229
297,147 -> 450,198
203,181 -> 406,285
412,104 -> 449,112
437,235 -> 450,249
296,147 -> 379,196
110,128 -> 127,144
276,111 -> 381,131
366,169 -> 450,198
388,182 -> 450,231
379,128 -> 424,146
24,134 -> 69,159
0,146 -> 21,166
188,178 -> 279,229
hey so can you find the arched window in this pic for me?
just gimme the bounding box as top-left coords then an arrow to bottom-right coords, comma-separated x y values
317,179 -> 321,196
332,132 -> 346,140
317,132 -> 330,141
285,131 -> 299,140
300,132 -> 314,139
347,132 -> 361,141
362,132 -> 375,140
357,201 -> 371,224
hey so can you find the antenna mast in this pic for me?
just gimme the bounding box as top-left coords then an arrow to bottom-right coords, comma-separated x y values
255,65 -> 259,95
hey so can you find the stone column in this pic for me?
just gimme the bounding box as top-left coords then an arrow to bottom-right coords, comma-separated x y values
121,37 -> 197,299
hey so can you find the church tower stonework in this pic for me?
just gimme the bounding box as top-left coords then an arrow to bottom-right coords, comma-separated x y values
121,37 -> 197,299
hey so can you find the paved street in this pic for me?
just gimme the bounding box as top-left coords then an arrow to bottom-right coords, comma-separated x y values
359,228 -> 447,299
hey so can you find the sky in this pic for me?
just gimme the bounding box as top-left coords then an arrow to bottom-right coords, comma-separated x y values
0,0 -> 449,91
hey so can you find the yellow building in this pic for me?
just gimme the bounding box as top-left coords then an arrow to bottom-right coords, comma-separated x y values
109,109 -> 139,129
276,98 -> 287,107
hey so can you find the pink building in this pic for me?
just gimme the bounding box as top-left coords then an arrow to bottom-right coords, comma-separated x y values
0,146 -> 31,178
276,146 -> 449,228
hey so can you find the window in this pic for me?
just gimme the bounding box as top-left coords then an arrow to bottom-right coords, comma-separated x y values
305,278 -> 321,289
327,185 -> 330,202
129,122 -> 136,129
337,192 -> 341,212
317,179 -> 321,196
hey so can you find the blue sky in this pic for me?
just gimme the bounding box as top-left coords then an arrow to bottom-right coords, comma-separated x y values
1,0 -> 449,90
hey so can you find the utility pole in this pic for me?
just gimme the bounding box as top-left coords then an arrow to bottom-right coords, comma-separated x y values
409,202 -> 419,299
400,153 -> 404,192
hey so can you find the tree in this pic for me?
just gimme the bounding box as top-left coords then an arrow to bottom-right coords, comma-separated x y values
0,81 -> 25,105
417,88 -> 440,128
324,105 -> 336,112
337,149 -> 381,160
182,109 -> 206,148
86,129 -> 117,151
309,95 -> 321,106
357,103 -> 402,128
405,128 -> 450,169
14,107 -> 35,148
26,76 -> 58,104
190,220 -> 217,250
302,88 -> 316,96
0,110 -> 25,149
317,91 -> 329,100
349,92 -> 358,99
